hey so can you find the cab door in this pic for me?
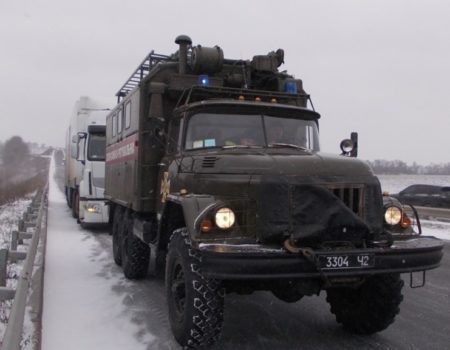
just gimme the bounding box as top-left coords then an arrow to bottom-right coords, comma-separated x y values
156,114 -> 183,212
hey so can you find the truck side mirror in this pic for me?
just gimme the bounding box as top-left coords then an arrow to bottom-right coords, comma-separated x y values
76,132 -> 87,163
151,118 -> 166,147
350,132 -> 358,157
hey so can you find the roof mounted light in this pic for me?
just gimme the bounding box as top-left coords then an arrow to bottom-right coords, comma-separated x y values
284,79 -> 297,94
198,74 -> 209,86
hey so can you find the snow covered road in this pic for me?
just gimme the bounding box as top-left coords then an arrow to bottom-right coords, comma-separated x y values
42,161 -> 161,350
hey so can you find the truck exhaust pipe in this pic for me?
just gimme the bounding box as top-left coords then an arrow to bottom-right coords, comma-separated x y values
175,34 -> 192,75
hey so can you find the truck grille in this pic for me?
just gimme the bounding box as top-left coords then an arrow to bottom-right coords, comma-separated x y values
328,185 -> 364,217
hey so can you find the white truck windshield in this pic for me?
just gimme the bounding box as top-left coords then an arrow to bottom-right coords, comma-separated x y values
88,133 -> 106,161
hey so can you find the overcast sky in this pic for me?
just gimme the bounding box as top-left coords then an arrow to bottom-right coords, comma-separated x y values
1,0 -> 449,164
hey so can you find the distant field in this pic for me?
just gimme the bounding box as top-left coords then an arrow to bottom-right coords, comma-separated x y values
0,154 -> 51,205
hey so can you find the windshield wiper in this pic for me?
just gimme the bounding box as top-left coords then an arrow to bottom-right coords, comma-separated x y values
268,143 -> 308,150
222,145 -> 263,149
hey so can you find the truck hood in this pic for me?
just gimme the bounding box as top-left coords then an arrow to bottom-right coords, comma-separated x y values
177,150 -> 383,246
186,150 -> 374,177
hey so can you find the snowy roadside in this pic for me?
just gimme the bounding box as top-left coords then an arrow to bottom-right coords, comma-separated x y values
42,159 -> 154,350
0,197 -> 31,342
420,220 -> 450,241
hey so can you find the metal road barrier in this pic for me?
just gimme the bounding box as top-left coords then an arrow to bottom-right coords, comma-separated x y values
415,206 -> 450,222
0,184 -> 48,350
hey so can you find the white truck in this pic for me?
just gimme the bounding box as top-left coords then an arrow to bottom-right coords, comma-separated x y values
65,96 -> 112,226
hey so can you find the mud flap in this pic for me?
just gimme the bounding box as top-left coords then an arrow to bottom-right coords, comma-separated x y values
410,271 -> 426,288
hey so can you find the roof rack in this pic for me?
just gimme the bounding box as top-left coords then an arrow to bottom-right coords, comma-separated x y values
115,51 -> 172,102
175,86 -> 310,109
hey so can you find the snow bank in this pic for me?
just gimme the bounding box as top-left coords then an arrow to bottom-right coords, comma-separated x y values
0,196 -> 31,342
42,159 -> 153,350
420,220 -> 450,241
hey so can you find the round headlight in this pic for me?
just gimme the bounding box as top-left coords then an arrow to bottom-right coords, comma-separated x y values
385,206 -> 402,225
215,207 -> 235,229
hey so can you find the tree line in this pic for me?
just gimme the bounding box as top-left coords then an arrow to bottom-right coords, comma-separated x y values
0,136 -> 30,165
0,136 -> 50,205
0,136 -> 449,175
366,159 -> 450,175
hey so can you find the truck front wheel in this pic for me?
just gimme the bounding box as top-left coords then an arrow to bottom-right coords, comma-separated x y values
326,274 -> 404,334
166,228 -> 224,349
121,210 -> 150,279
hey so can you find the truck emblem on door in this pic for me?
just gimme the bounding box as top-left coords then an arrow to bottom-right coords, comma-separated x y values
160,172 -> 170,203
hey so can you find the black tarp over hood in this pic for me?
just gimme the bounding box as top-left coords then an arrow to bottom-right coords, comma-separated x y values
255,174 -> 382,247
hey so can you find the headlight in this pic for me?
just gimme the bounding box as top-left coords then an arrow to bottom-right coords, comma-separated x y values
384,206 -> 402,225
86,203 -> 101,213
214,207 -> 235,229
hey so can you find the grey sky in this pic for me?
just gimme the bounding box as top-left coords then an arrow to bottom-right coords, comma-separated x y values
1,0 -> 449,164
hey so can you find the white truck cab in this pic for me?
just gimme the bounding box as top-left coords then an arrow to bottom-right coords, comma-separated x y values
65,96 -> 112,226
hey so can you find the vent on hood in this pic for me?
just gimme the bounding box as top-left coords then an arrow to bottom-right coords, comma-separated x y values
202,156 -> 219,168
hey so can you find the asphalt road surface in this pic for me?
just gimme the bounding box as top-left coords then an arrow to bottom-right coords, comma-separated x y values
88,231 -> 449,350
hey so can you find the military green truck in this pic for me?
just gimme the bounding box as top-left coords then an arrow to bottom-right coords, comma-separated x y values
104,35 -> 444,349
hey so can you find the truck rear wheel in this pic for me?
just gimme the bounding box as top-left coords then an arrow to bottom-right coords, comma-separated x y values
326,274 -> 404,334
121,210 -> 150,279
166,228 -> 224,349
112,206 -> 124,266
71,190 -> 79,219
65,187 -> 72,208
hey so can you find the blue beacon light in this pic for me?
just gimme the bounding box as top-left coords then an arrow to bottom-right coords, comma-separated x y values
284,80 -> 297,94
198,75 -> 210,86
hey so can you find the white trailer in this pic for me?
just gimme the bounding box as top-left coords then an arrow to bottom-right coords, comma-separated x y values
65,96 -> 112,226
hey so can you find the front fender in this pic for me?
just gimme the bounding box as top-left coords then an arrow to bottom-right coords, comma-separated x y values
166,193 -> 223,238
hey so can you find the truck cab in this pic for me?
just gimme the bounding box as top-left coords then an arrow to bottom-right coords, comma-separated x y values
65,97 -> 111,226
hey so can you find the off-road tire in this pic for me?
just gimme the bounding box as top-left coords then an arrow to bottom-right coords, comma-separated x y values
326,274 -> 404,334
112,206 -> 123,266
71,190 -> 79,219
65,187 -> 72,208
166,228 -> 224,349
121,210 -> 149,279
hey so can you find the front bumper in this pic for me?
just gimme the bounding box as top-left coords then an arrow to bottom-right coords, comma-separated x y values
79,199 -> 109,224
196,237 -> 444,280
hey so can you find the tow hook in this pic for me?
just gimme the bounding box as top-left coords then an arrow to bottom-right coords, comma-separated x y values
283,238 -> 317,261
283,238 -> 331,288
283,238 -> 301,253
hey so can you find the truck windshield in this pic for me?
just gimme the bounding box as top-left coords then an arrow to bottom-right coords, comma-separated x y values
87,133 -> 106,161
184,113 -> 320,151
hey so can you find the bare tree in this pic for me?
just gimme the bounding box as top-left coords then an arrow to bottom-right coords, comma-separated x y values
1,136 -> 30,165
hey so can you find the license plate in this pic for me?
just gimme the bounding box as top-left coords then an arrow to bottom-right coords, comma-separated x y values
319,254 -> 374,270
